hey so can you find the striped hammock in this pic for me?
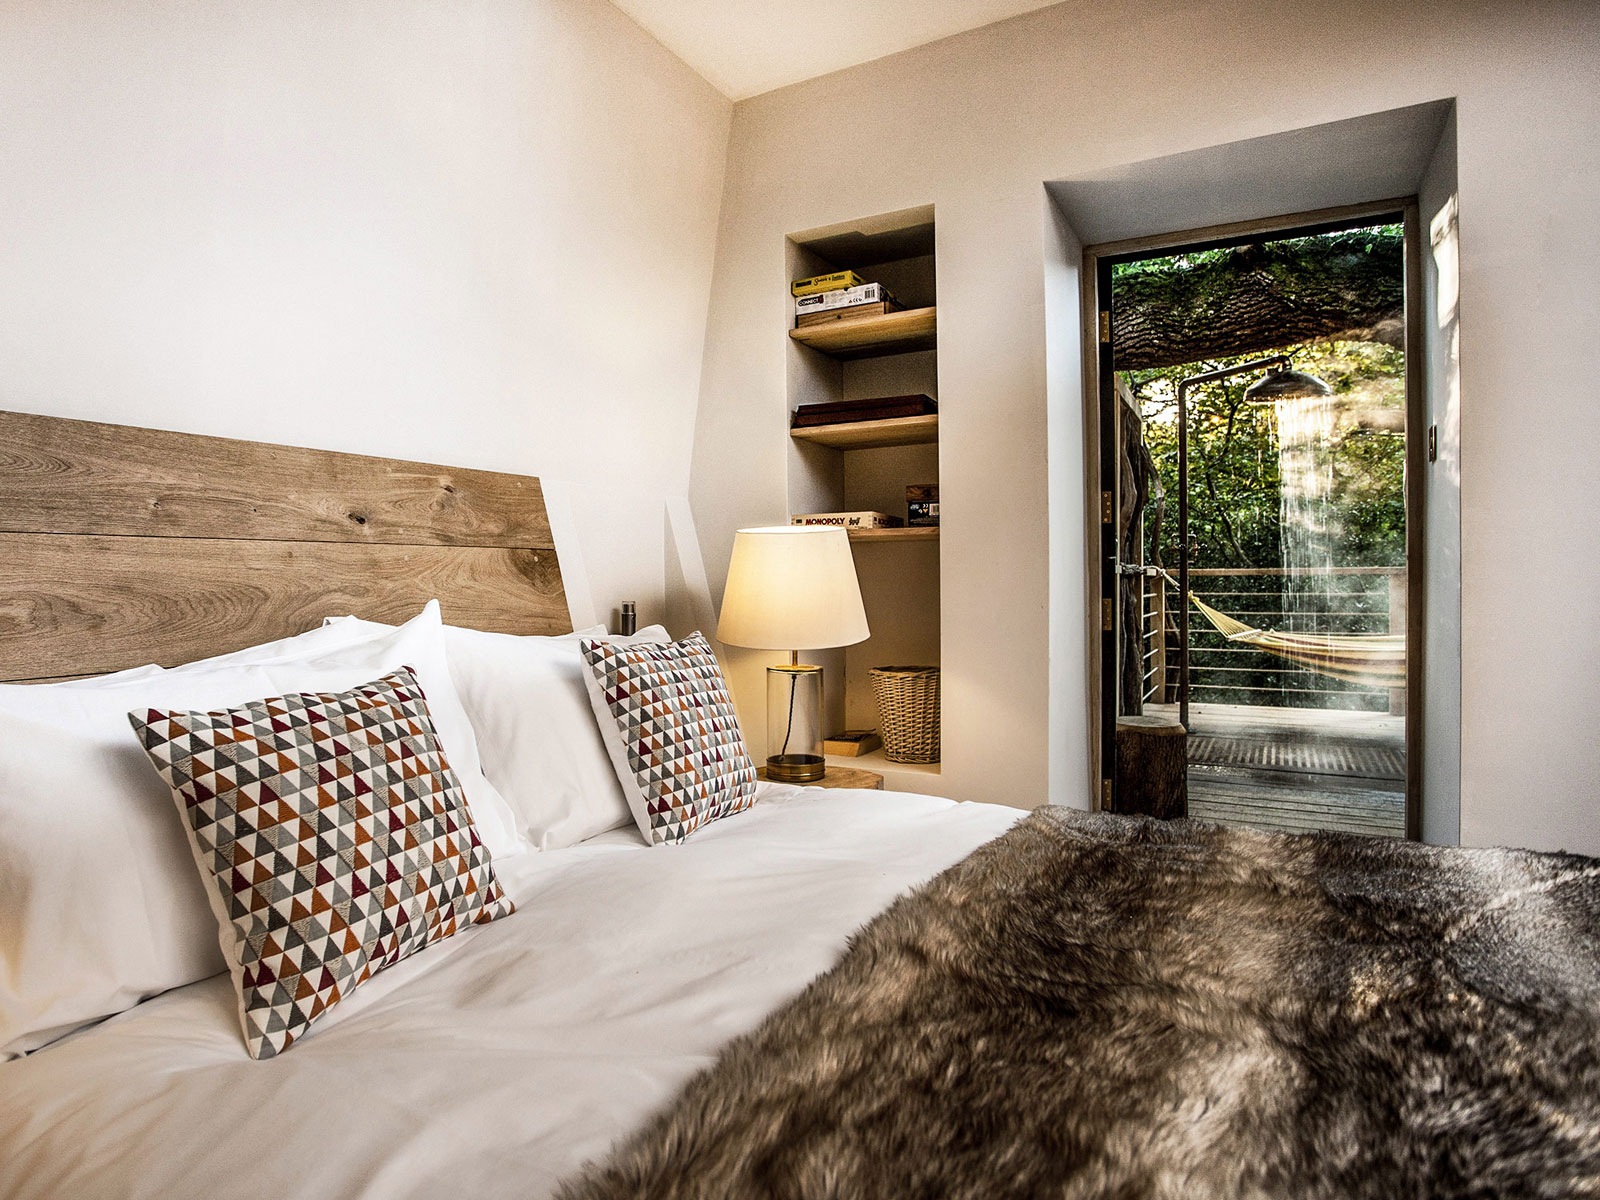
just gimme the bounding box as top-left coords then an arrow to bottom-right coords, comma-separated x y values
1190,593 -> 1405,688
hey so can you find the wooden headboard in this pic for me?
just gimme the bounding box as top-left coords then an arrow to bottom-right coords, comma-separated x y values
0,410 -> 570,683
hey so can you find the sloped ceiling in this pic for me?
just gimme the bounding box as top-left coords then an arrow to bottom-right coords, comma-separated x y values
607,0 -> 1065,100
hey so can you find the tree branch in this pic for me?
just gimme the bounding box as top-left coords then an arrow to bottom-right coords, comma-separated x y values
1113,230 -> 1404,371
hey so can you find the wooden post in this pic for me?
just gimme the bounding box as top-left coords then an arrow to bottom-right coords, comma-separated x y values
1387,570 -> 1407,717
1114,715 -> 1187,819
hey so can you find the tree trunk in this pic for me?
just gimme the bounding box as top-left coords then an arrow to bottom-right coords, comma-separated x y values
1113,716 -> 1188,819
1113,229 -> 1404,371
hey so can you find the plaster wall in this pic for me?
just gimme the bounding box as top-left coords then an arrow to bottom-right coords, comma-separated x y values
0,0 -> 732,631
692,0 -> 1600,852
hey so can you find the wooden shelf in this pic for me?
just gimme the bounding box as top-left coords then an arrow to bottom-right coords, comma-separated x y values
788,306 -> 936,359
826,747 -> 942,779
846,525 -> 939,543
789,414 -> 938,450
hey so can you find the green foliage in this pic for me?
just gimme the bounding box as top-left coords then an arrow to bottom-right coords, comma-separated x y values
1125,338 -> 1406,710
1113,224 -> 1402,281
1111,226 -> 1409,709
1124,340 -> 1406,710
1125,341 -> 1405,571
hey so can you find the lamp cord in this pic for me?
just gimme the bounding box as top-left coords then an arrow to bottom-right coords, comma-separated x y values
778,670 -> 799,759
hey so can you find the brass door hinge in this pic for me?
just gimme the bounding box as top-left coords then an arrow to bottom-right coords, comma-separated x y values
1101,778 -> 1112,809
1099,310 -> 1111,343
1102,598 -> 1113,631
1101,490 -> 1114,523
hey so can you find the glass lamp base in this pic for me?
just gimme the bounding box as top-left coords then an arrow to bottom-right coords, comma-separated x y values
766,663 -> 824,782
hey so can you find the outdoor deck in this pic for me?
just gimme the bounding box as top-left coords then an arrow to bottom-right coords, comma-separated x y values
1146,701 -> 1406,838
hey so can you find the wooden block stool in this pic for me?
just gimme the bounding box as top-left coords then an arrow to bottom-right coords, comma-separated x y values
1113,715 -> 1188,819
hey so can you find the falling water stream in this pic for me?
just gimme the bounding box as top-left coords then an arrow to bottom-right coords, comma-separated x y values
1274,393 -> 1340,637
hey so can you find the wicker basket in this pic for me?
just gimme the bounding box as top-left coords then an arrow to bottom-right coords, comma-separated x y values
869,666 -> 941,764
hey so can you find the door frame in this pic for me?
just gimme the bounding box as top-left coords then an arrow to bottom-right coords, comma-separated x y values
1081,197 -> 1426,839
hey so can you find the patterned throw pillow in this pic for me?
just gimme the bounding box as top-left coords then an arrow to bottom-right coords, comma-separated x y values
579,633 -> 757,846
129,667 -> 513,1059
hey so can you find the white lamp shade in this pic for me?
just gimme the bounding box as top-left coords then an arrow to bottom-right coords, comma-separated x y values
717,526 -> 870,651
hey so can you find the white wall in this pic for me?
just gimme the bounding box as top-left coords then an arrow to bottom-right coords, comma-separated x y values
691,0 -> 1600,852
0,0 -> 731,630
1043,197 -> 1088,810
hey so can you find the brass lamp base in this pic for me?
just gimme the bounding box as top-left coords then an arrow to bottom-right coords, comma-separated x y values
765,753 -> 826,783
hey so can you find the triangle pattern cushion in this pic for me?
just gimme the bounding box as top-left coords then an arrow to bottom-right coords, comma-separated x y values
579,633 -> 757,846
129,666 -> 513,1059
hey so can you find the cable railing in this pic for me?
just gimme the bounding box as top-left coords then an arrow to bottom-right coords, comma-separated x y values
1139,566 -> 1406,714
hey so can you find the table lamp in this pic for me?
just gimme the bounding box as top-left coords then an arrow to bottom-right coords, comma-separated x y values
716,525 -> 870,782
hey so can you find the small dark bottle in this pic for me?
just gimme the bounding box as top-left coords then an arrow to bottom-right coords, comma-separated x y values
619,601 -> 637,636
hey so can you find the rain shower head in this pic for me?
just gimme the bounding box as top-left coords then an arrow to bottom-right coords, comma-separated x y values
1243,366 -> 1332,404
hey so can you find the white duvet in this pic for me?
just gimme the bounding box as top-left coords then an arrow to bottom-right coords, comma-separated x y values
0,785 -> 1022,1200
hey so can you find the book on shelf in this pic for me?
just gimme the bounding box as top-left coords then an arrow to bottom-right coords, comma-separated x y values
790,270 -> 865,297
795,300 -> 903,328
906,483 -> 939,527
791,394 -> 937,429
794,282 -> 897,316
791,511 -> 904,529
824,730 -> 882,757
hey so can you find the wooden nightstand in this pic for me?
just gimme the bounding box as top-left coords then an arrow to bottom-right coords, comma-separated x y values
757,765 -> 885,790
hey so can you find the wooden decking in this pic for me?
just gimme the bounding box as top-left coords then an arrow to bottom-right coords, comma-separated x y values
1146,702 -> 1406,838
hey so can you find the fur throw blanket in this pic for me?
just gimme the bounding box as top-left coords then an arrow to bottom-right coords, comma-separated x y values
561,808 -> 1600,1200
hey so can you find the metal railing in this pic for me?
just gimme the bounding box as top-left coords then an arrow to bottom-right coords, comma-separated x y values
1140,566 -> 1406,713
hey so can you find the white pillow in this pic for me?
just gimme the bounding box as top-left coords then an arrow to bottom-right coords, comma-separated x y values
0,663 -> 280,1057
57,664 -> 164,686
153,611 -> 402,672
0,603 -> 522,1059
323,616 -> 669,849
159,602 -> 524,862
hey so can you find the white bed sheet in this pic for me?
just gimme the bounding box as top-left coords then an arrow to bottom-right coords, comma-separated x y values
0,785 -> 1022,1200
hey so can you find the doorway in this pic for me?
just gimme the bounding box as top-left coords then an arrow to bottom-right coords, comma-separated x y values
1089,203 -> 1424,838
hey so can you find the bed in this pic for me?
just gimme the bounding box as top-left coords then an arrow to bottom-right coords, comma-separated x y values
0,411 -> 1014,1197
2,412 -> 1596,1199
0,784 -> 1017,1199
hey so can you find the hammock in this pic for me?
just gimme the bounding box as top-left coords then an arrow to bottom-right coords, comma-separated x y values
1190,593 -> 1405,688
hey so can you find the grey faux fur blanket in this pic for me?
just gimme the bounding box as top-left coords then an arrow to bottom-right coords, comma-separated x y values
561,808 -> 1600,1199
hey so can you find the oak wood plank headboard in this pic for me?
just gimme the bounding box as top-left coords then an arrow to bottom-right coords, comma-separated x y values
0,410 -> 570,683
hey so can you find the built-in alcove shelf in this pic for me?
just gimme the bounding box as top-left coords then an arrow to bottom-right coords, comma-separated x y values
826,748 -> 942,782
789,414 -> 938,450
846,525 -> 938,543
786,206 -> 942,783
788,307 -> 936,359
